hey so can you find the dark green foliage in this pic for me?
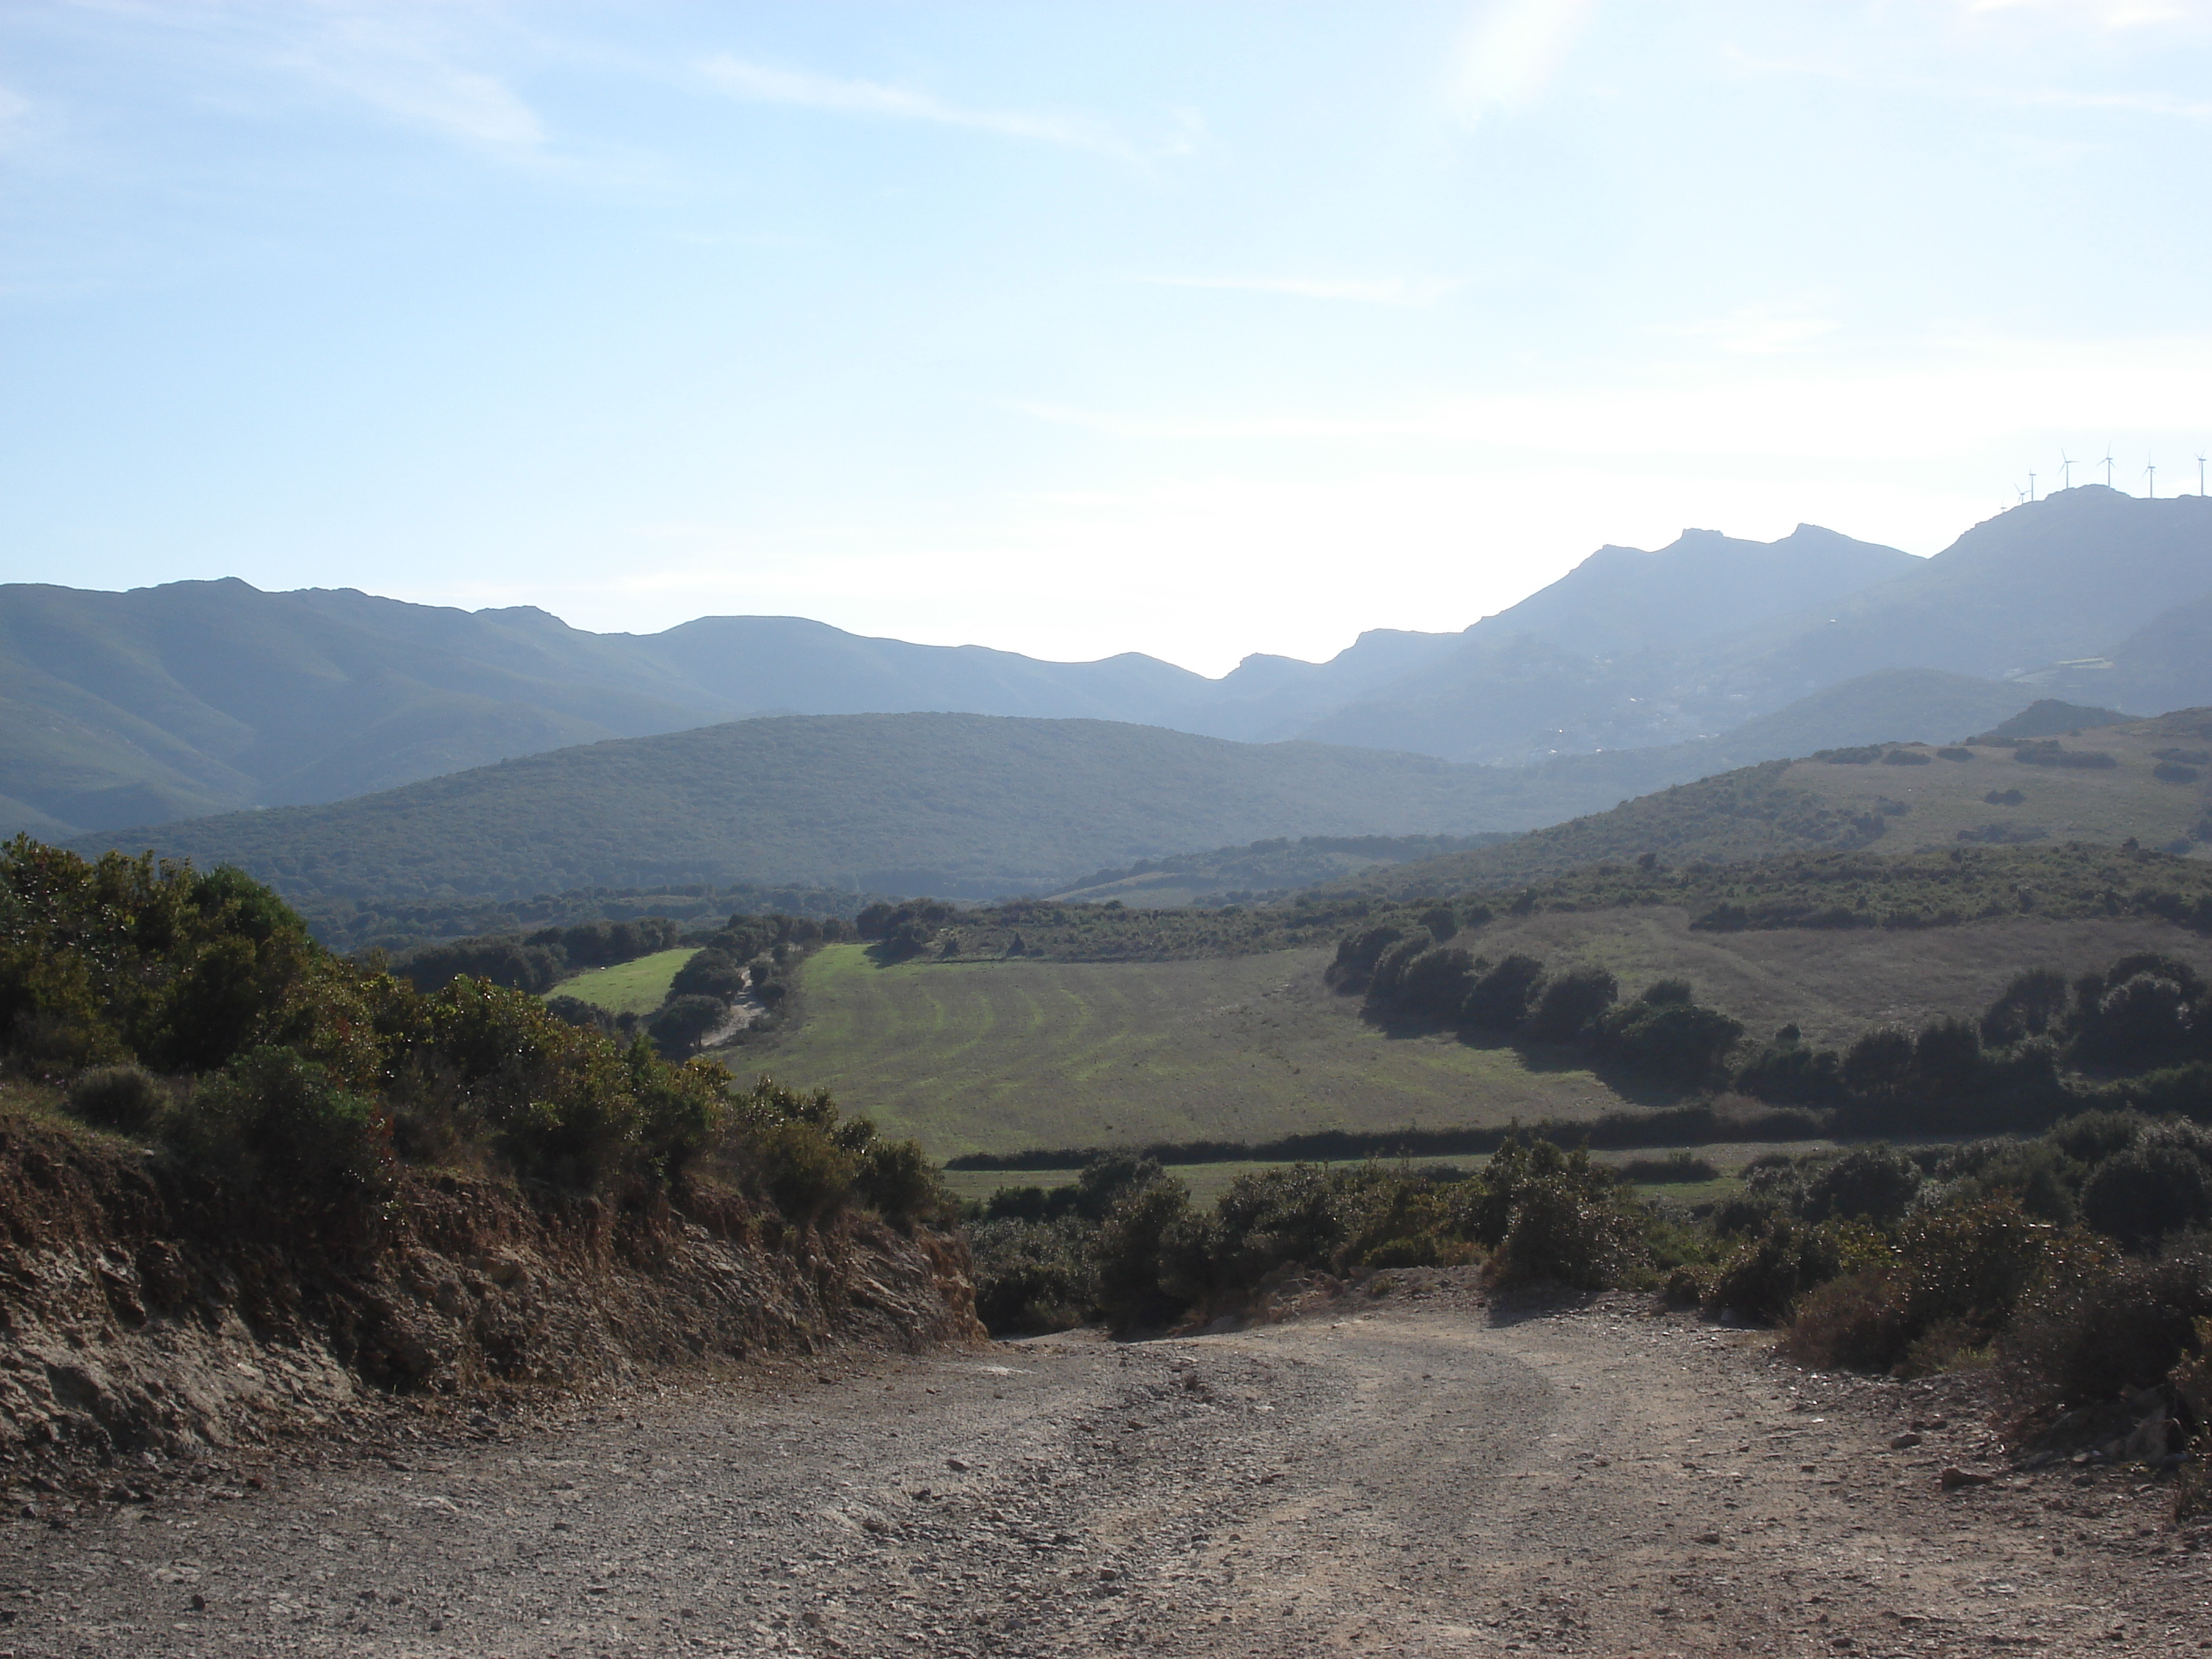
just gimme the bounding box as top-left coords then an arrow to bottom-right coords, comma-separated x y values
2005,1241 -> 2212,1404
1800,1145 -> 1923,1225
2081,1139 -> 2212,1250
1364,935 -> 1434,1004
966,1217 -> 1095,1334
1597,986 -> 1744,1083
669,948 -> 746,1001
1463,954 -> 1547,1031
1982,968 -> 2070,1045
1093,1181 -> 1199,1335
646,994 -> 725,1060
1324,923 -> 1407,991
2012,742 -> 2119,770
1708,1217 -> 1845,1324
392,917 -> 683,996
853,1137 -> 949,1231
66,1064 -> 167,1134
1525,965 -> 1618,1044
1393,946 -> 1479,1023
165,1046 -> 394,1242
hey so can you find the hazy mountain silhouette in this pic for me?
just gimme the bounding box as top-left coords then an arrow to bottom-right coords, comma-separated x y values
10,487 -> 2210,838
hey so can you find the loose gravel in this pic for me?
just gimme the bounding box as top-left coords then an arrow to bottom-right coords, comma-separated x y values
5,1273 -> 2207,1657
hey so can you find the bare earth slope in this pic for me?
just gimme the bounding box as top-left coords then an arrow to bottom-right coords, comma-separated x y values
13,1280 -> 2201,1657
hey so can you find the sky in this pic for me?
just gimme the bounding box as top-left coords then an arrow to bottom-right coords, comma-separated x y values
2,1 -> 2210,676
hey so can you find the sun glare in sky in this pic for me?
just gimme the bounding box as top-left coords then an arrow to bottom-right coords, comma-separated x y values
2,1 -> 2208,674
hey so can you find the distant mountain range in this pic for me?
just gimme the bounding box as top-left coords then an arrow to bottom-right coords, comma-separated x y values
16,485 -> 2212,857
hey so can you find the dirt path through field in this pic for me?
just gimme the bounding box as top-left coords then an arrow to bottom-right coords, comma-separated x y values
9,1280 -> 2208,1657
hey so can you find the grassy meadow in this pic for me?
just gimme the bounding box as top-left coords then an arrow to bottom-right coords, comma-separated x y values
761,944 -> 1639,1159
548,947 -> 694,1016
765,910 -> 2212,1160
1781,728 -> 2212,853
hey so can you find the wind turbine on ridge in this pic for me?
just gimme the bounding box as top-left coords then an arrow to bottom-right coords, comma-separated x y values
2028,471 -> 2038,501
2059,450 -> 2074,489
2199,452 -> 2207,496
2103,447 -> 2116,488
2146,460 -> 2157,500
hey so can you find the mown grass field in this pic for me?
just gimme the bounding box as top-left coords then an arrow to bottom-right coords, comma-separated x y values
764,945 -> 1640,1159
767,910 -> 2212,1160
549,948 -> 693,1016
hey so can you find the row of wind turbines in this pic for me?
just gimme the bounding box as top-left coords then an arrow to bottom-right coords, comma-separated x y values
2016,448 -> 2209,506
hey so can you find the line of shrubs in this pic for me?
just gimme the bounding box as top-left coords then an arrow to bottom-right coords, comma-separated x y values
1334,910 -> 2212,1136
1332,917 -> 1747,1085
4,838 -> 946,1254
966,1111 -> 2212,1460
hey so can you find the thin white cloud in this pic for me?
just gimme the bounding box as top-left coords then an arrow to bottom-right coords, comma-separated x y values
1452,0 -> 1594,119
1657,309 -> 1841,356
1127,274 -> 1458,306
265,9 -> 545,148
701,55 -> 1140,159
1963,0 -> 2208,27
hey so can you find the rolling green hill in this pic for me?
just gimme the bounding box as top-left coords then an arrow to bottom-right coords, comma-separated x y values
73,713 -> 1593,908
1325,707 -> 2212,899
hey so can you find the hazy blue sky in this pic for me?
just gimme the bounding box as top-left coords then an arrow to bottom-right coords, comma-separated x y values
3,1 -> 2209,673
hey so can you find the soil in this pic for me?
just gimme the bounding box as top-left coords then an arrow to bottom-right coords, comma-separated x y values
6,1271 -> 2207,1657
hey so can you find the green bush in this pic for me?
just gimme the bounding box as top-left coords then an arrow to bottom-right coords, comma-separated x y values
1092,1179 -> 1199,1335
1800,1145 -> 1923,1226
2081,1139 -> 2212,1251
1493,1174 -> 1645,1289
967,1217 -> 1094,1335
66,1064 -> 167,1134
2005,1238 -> 2212,1404
164,1046 -> 394,1240
855,1137 -> 949,1230
1525,965 -> 1618,1044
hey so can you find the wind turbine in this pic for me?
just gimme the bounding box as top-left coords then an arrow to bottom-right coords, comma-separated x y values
2103,447 -> 2116,488
2059,450 -> 2075,489
2146,460 -> 2157,499
2199,453 -> 2207,496
2028,471 -> 2037,502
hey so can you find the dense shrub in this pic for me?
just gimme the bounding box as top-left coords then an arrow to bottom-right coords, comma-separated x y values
1597,987 -> 1744,1083
2081,1140 -> 2212,1250
1800,1145 -> 1923,1226
966,1217 -> 1094,1334
1525,965 -> 1619,1045
2005,1240 -> 2212,1404
164,1046 -> 394,1243
67,1064 -> 167,1133
647,994 -> 726,1059
1463,954 -> 1547,1031
1093,1181 -> 1199,1335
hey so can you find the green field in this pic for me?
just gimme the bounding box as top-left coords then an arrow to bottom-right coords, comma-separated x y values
764,945 -> 1658,1160
764,903 -> 2212,1161
549,948 -> 694,1016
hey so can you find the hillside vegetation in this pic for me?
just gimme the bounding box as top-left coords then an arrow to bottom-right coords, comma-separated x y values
1328,708 -> 2212,899
75,714 -> 1585,906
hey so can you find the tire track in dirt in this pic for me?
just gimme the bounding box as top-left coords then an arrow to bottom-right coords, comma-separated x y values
6,1277 -> 2207,1657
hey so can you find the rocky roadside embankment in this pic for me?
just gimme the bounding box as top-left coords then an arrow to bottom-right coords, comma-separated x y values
0,1118 -> 983,1469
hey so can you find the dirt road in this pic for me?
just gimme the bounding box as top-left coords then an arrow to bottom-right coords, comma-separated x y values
5,1276 -> 2207,1657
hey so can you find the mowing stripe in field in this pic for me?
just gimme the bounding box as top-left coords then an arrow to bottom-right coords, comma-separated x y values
761,945 -> 1646,1159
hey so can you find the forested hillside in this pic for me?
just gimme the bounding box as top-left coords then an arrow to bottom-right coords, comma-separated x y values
75,714 -> 1569,908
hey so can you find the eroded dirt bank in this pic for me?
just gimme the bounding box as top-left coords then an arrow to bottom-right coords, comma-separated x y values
6,1275 -> 2208,1658
0,1120 -> 982,1463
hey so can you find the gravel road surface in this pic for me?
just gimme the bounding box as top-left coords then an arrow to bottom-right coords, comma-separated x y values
5,1275 -> 2206,1657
